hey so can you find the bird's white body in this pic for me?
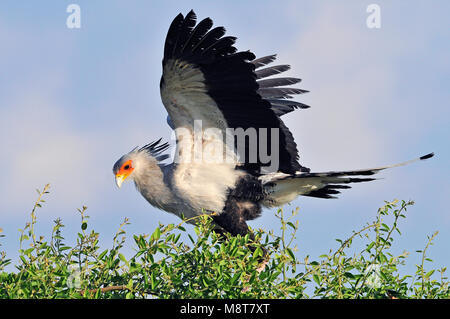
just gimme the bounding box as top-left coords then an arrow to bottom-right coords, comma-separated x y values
171,162 -> 245,218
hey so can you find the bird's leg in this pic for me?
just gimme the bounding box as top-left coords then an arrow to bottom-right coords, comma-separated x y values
212,203 -> 269,266
213,196 -> 252,236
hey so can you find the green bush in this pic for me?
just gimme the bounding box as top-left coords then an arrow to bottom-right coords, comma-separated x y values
0,184 -> 448,299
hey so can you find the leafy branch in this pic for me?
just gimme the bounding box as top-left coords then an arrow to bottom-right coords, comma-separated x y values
0,185 -> 448,299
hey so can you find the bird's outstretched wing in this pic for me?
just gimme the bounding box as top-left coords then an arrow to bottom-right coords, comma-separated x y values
160,10 -> 309,174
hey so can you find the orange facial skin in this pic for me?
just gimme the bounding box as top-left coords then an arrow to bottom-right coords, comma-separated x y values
115,160 -> 135,188
117,159 -> 134,177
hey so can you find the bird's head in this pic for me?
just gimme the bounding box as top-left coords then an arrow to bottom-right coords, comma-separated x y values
113,139 -> 170,188
113,154 -> 136,188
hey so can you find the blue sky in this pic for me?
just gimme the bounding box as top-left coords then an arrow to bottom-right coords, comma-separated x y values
1,1 -> 449,278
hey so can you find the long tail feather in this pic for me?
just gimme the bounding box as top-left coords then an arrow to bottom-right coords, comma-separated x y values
261,153 -> 434,205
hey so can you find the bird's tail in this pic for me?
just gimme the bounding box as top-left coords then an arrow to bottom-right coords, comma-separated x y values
261,153 -> 434,206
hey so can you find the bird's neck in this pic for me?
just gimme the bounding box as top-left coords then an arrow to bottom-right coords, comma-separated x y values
132,162 -> 174,211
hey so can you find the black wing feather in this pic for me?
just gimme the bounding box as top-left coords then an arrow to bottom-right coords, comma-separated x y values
181,17 -> 213,54
257,77 -> 301,88
255,65 -> 291,79
192,27 -> 227,54
163,13 -> 184,65
251,54 -> 277,69
172,10 -> 197,57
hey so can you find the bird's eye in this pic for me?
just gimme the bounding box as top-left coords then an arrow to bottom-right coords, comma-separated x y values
124,165 -> 130,170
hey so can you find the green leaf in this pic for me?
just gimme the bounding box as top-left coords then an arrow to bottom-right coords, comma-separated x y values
230,272 -> 241,286
151,227 -> 161,241
366,242 -> 375,251
151,272 -> 157,290
286,248 -> 296,261
253,247 -> 263,258
286,221 -> 296,229
127,278 -> 134,289
125,292 -> 134,299
313,274 -> 321,285
19,255 -> 28,264
379,270 -> 388,282
98,250 -> 108,260
344,272 -> 355,279
119,253 -> 128,264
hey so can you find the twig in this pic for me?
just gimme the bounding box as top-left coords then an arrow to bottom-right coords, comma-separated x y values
420,231 -> 439,295
30,184 -> 51,247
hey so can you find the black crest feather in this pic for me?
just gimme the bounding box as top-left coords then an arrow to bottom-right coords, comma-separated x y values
139,138 -> 170,162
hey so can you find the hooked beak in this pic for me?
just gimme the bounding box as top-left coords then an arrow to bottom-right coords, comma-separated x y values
115,174 -> 126,188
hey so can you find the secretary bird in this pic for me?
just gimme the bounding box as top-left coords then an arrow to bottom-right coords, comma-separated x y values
113,10 -> 433,236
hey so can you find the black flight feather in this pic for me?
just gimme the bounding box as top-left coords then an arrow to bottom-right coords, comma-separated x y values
251,54 -> 277,69
181,17 -> 213,54
255,65 -> 291,79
